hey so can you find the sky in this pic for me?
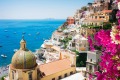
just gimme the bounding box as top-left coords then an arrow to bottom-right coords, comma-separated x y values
0,0 -> 94,19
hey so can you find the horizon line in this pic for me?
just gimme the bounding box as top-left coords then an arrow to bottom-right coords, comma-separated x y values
0,18 -> 66,20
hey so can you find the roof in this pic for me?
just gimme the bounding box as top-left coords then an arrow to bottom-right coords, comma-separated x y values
39,59 -> 71,76
102,10 -> 112,13
11,49 -> 37,69
11,38 -> 37,69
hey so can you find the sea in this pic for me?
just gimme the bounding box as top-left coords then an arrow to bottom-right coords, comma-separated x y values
0,19 -> 65,67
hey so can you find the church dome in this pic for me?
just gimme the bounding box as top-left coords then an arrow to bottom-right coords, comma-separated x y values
11,37 -> 37,69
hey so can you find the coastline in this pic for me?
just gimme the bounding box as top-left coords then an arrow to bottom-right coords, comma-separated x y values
0,65 -> 9,78
0,20 -> 64,78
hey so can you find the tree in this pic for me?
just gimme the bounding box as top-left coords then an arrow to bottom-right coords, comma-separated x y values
80,61 -> 84,67
81,6 -> 87,11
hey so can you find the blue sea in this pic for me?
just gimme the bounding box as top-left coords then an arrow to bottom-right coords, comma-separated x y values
0,19 -> 65,67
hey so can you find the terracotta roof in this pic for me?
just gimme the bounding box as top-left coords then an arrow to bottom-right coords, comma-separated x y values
102,10 -> 112,13
39,59 -> 71,76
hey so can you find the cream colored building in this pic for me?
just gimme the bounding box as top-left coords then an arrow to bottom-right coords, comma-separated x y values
82,10 -> 112,26
86,50 -> 101,79
6,37 -> 76,80
51,30 -> 68,46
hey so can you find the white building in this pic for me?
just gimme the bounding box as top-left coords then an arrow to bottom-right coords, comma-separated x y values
51,30 -> 68,46
86,50 -> 101,79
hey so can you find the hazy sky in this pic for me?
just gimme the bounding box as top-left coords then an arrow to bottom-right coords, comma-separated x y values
0,0 -> 94,19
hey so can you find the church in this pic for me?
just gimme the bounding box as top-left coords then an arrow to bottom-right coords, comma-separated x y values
6,37 -> 76,80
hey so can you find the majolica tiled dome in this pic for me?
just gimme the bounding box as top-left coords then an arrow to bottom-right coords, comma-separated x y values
11,38 -> 37,69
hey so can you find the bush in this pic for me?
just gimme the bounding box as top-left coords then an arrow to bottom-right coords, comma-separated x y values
103,23 -> 112,30
76,53 -> 87,67
1,75 -> 7,80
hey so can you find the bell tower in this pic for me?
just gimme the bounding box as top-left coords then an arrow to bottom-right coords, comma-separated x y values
20,36 -> 26,50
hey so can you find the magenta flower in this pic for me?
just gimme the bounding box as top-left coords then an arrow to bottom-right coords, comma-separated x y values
87,1 -> 120,80
115,34 -> 120,40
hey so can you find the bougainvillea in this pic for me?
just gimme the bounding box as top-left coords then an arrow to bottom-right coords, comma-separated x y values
87,0 -> 120,80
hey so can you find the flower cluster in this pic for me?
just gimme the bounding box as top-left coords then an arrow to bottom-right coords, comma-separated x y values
87,1 -> 120,79
88,29 -> 120,79
110,25 -> 120,44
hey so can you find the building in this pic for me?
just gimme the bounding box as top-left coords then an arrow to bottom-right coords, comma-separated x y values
51,30 -> 68,46
86,50 -> 101,79
5,37 -> 76,80
9,37 -> 38,80
67,17 -> 75,25
82,10 -> 112,26
75,35 -> 88,52
67,33 -> 88,52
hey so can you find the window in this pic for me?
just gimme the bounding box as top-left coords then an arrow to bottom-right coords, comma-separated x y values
89,65 -> 92,72
28,72 -> 32,80
24,44 -> 25,48
64,73 -> 67,77
90,59 -> 92,62
52,78 -> 55,80
98,59 -> 99,62
12,71 -> 14,79
95,16 -> 97,19
70,71 -> 73,75
58,76 -> 62,79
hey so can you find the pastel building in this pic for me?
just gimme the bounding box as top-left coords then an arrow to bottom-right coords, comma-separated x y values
67,17 -> 75,25
51,30 -> 68,46
6,37 -> 76,80
86,50 -> 101,79
82,10 -> 112,26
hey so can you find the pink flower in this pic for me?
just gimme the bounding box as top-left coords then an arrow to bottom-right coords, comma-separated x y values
115,34 -> 120,40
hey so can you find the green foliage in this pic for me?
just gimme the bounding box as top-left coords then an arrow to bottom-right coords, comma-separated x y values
109,9 -> 118,23
72,50 -> 79,55
61,27 -> 66,31
81,6 -> 87,11
60,37 -> 72,49
80,61 -> 84,66
81,25 -> 87,27
1,75 -> 7,80
72,50 -> 87,67
103,22 -> 112,30
76,53 -> 87,67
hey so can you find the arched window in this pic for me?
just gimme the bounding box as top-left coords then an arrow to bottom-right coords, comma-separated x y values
28,72 -> 32,80
24,44 -> 25,49
12,71 -> 14,79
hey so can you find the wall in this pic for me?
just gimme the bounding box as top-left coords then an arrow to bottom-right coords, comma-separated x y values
9,66 -> 38,80
41,67 -> 76,80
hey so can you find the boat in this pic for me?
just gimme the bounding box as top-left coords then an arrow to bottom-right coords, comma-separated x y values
13,49 -> 18,52
1,54 -> 7,58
